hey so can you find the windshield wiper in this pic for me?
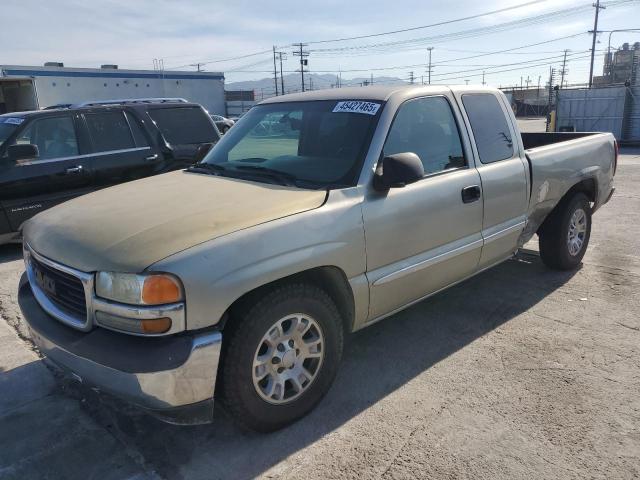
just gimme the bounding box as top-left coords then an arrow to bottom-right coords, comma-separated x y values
186,163 -> 227,175
232,165 -> 300,187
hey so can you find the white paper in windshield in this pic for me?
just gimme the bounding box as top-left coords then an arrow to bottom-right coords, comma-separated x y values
3,118 -> 24,125
332,101 -> 381,115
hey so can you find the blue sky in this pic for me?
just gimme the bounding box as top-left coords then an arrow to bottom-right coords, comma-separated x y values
2,0 -> 639,89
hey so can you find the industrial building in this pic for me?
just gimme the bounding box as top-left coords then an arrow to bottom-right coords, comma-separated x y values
0,63 -> 225,115
594,42 -> 640,86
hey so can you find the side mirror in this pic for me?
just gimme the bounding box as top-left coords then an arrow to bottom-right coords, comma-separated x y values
373,152 -> 424,191
8,144 -> 39,162
194,143 -> 213,163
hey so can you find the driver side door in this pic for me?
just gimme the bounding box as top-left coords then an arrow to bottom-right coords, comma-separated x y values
362,95 -> 484,320
0,114 -> 93,231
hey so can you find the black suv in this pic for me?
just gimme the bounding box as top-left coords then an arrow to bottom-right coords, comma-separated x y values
0,99 -> 220,244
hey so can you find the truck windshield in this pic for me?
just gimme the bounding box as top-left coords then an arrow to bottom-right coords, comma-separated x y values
200,100 -> 382,189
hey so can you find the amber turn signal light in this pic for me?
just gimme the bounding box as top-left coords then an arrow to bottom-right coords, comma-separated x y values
141,275 -> 182,305
141,317 -> 173,334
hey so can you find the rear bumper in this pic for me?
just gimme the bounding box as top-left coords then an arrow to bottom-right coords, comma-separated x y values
18,274 -> 222,424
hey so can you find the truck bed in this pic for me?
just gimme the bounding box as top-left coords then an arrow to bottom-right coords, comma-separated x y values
521,132 -> 599,149
518,131 -> 616,246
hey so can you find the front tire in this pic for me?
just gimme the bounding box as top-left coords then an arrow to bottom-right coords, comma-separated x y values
538,193 -> 592,270
220,283 -> 344,432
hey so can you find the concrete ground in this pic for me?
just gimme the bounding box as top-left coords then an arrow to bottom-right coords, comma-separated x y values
1,142 -> 638,478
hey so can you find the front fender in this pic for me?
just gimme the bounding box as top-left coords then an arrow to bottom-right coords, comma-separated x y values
150,188 -> 367,331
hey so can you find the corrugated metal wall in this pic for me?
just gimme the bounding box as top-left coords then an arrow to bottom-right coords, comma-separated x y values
555,87 -> 627,140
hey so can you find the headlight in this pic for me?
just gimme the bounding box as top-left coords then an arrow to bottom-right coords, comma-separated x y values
95,272 -> 183,305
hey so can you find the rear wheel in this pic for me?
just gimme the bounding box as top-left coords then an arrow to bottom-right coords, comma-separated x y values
538,193 -> 592,270
220,283 -> 343,432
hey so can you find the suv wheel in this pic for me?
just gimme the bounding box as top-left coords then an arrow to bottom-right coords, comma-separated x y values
221,283 -> 344,432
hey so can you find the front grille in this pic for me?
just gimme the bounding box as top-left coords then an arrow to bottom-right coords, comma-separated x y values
30,255 -> 87,319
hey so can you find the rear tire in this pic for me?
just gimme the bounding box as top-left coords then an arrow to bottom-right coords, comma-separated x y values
538,193 -> 591,270
220,283 -> 344,432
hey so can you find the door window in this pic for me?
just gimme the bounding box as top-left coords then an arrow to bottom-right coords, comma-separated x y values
85,111 -> 135,152
461,94 -> 514,163
14,116 -> 79,160
383,96 -> 466,175
147,107 -> 219,145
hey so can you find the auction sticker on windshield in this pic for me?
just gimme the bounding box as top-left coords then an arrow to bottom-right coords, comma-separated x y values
332,101 -> 381,115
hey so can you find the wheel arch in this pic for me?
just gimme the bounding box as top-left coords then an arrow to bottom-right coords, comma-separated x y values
219,266 -> 356,336
537,177 -> 597,235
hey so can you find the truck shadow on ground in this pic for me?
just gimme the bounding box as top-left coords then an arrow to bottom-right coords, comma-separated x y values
66,250 -> 577,480
16,250 -> 578,480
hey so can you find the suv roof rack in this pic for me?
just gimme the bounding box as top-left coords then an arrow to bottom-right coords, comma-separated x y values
72,97 -> 189,108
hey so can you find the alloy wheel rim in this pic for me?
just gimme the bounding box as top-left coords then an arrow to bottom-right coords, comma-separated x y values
567,208 -> 587,256
252,314 -> 324,404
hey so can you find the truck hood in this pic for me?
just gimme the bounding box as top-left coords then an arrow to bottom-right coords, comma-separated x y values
24,171 -> 327,272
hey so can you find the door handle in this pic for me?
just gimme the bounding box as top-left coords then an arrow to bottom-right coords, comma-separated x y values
65,165 -> 83,175
145,154 -> 159,161
461,185 -> 481,203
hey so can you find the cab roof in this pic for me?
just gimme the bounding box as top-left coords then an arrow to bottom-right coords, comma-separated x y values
259,84 -> 502,105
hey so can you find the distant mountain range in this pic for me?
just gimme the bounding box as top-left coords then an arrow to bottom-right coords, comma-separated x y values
226,73 -> 406,98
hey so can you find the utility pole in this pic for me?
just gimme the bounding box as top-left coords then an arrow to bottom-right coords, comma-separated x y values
560,49 -> 569,89
588,0 -> 606,88
537,75 -> 541,98
409,71 -> 415,84
292,43 -> 309,92
482,71 -> 486,86
275,51 -> 287,95
427,47 -> 434,85
190,63 -> 204,72
371,73 -> 374,85
272,46 -> 279,96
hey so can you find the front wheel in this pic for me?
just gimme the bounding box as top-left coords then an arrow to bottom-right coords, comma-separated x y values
220,283 -> 344,432
538,193 -> 592,270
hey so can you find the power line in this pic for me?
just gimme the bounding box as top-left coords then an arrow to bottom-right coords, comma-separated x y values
309,0 -> 638,57
304,0 -> 545,44
166,48 -> 274,70
434,53 -> 595,82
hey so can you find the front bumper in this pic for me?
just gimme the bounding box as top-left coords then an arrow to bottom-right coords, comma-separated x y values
18,274 -> 222,424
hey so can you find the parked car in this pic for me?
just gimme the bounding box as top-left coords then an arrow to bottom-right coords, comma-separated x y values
210,114 -> 235,133
18,86 -> 616,432
0,98 -> 220,244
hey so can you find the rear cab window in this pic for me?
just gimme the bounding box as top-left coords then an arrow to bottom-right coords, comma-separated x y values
147,107 -> 219,145
461,93 -> 514,163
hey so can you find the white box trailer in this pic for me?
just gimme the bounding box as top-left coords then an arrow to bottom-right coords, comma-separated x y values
0,77 -> 39,113
0,65 -> 225,115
